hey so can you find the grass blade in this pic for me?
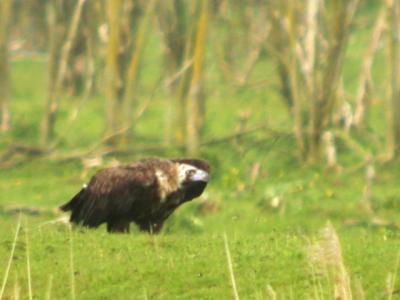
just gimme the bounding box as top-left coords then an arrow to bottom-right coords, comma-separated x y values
46,275 -> 53,300
224,232 -> 240,300
69,224 -> 76,300
388,250 -> 400,300
0,213 -> 21,299
25,218 -> 33,300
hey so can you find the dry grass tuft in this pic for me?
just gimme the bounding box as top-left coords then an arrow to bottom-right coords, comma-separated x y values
306,222 -> 353,300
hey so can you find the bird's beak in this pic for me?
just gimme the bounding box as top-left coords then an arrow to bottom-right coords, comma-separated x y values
191,170 -> 210,182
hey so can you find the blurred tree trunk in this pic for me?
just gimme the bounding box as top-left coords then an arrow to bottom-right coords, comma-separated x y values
105,1 -> 153,143
14,1 -> 48,53
0,0 -> 12,132
122,0 -> 156,141
308,0 -> 357,164
41,0 -> 86,147
105,0 -> 123,135
353,8 -> 386,131
157,1 -> 208,153
214,1 -> 269,87
158,0 -> 187,90
186,1 -> 208,155
157,0 -> 189,145
41,0 -> 62,146
266,0 -> 358,164
390,0 -> 400,156
353,5 -> 387,130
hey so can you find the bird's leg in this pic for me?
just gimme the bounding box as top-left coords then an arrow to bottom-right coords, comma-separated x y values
107,220 -> 130,233
138,220 -> 164,234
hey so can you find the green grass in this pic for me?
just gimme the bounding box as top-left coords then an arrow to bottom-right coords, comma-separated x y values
2,157 -> 400,299
1,213 -> 400,299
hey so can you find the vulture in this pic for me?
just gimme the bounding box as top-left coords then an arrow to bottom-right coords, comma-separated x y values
60,157 -> 210,234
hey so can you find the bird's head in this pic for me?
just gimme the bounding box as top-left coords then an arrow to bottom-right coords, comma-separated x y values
172,159 -> 211,201
177,163 -> 210,187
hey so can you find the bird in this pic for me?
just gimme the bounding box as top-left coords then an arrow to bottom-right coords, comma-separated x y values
59,157 -> 211,234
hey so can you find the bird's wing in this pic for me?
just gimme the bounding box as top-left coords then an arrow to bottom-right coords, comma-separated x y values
85,159 -> 180,214
86,166 -> 158,211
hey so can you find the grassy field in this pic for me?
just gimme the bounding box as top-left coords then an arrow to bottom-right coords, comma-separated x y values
2,162 -> 400,300
3,16 -> 400,299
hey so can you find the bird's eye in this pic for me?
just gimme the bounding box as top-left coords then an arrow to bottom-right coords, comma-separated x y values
186,169 -> 195,176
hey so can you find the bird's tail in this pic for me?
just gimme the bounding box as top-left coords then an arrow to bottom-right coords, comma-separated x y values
59,188 -> 88,224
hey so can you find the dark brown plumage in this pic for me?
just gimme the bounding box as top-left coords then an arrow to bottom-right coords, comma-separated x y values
60,157 -> 210,234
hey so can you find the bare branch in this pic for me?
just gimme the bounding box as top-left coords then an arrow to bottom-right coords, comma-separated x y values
353,7 -> 387,129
